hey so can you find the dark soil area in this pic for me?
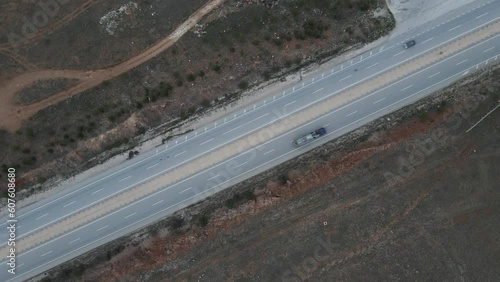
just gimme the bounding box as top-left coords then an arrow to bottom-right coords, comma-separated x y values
34,65 -> 500,282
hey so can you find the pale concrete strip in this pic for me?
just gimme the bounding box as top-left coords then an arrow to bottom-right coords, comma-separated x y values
6,19 -> 500,256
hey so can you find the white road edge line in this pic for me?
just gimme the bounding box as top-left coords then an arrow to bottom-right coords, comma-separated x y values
373,97 -> 386,104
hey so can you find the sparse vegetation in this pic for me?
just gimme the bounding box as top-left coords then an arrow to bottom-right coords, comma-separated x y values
238,80 -> 249,90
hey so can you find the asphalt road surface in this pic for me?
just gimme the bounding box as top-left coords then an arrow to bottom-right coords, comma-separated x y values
1,0 -> 499,280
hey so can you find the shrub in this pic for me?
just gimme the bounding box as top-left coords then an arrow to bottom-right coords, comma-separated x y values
171,216 -> 184,229
238,80 -> 249,90
303,19 -> 329,39
198,70 -> 205,78
272,38 -> 283,46
199,215 -> 209,226
187,73 -> 196,82
242,190 -> 256,201
71,264 -> 85,277
278,174 -> 289,185
212,64 -> 222,72
229,47 -> 236,53
419,111 -> 430,122
251,39 -> 260,46
201,98 -> 210,108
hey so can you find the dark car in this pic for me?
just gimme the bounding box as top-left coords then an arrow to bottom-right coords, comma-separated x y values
403,40 -> 416,49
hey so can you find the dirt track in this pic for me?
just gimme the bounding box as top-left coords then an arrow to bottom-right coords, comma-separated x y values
0,0 -> 225,132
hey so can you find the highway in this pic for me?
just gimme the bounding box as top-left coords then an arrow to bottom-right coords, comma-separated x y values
1,0 -> 499,280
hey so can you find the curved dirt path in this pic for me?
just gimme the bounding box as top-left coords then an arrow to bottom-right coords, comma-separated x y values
0,0 -> 226,131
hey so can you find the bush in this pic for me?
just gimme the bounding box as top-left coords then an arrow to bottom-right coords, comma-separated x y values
199,214 -> 209,226
212,64 -> 222,73
262,71 -> 271,80
436,101 -> 447,113
294,29 -> 307,40
242,190 -> 256,201
201,98 -> 210,108
225,198 -> 236,209
272,38 -> 283,46
198,70 -> 205,78
251,39 -> 260,46
419,111 -> 430,122
303,19 -> 329,39
229,47 -> 236,53
238,80 -> 249,90
187,73 -> 196,82
71,264 -> 85,277
278,174 -> 289,185
171,216 -> 184,229
136,102 -> 143,109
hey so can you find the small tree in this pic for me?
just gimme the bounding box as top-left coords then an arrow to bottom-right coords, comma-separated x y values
199,214 -> 209,226
187,73 -> 196,82
238,80 -> 249,90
